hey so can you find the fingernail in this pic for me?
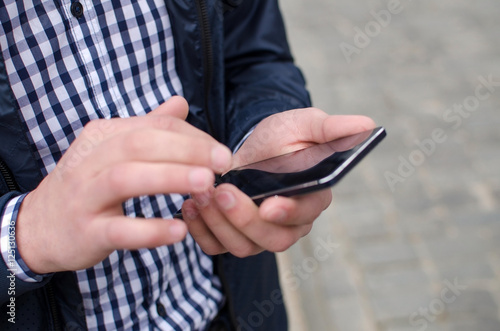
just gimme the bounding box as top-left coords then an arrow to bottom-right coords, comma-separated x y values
266,209 -> 288,223
189,168 -> 213,192
211,145 -> 232,173
193,191 -> 211,208
184,204 -> 199,220
215,191 -> 236,210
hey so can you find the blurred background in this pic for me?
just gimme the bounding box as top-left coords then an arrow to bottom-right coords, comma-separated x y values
276,0 -> 500,330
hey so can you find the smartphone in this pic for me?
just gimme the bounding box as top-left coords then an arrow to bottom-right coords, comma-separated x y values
215,126 -> 386,205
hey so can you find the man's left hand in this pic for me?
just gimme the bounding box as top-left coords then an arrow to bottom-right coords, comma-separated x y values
181,107 -> 375,257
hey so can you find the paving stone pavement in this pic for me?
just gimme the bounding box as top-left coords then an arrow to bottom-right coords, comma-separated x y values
276,0 -> 500,330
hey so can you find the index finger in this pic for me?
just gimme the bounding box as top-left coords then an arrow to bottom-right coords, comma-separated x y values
81,113 -> 214,145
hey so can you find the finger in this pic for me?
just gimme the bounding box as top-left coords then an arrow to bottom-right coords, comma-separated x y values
304,112 -> 377,144
233,110 -> 377,168
87,163 -> 215,208
84,129 -> 232,175
75,95 -> 209,151
191,188 -> 263,258
259,189 -> 333,226
211,184 -> 311,253
182,199 -> 227,255
320,114 -> 377,142
78,111 -> 212,146
148,95 -> 189,120
98,216 -> 188,250
285,108 -> 376,144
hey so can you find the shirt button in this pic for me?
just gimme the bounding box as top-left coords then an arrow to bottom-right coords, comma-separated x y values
156,302 -> 167,318
70,2 -> 84,18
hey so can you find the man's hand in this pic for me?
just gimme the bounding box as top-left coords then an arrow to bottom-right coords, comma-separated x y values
16,96 -> 232,274
182,108 -> 375,257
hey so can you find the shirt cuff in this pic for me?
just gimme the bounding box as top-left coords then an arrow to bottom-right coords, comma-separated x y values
233,126 -> 256,153
1,194 -> 46,283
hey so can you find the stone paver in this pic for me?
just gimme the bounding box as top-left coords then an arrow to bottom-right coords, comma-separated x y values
277,0 -> 500,330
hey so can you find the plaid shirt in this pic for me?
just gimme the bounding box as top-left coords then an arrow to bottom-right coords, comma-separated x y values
0,0 -> 223,329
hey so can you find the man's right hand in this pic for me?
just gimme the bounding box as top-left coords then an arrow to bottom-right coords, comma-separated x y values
15,96 -> 232,274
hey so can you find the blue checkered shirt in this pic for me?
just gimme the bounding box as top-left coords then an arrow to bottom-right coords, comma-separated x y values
0,0 -> 224,329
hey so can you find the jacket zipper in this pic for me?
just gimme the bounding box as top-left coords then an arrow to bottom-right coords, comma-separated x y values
193,5 -> 239,328
46,282 -> 63,331
0,158 -> 19,192
215,255 -> 239,329
195,0 -> 217,138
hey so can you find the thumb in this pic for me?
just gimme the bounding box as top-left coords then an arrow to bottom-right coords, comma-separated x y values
290,108 -> 376,143
149,95 -> 189,120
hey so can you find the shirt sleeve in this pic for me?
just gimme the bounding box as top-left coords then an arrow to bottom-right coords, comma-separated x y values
1,194 -> 46,283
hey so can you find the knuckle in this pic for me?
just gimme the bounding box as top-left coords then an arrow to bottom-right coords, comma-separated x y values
122,131 -> 146,155
105,222 -> 124,247
232,242 -> 258,258
322,190 -> 333,205
309,107 -> 326,116
81,119 -> 113,143
231,214 -> 253,228
105,165 -> 128,192
200,242 -> 226,256
82,119 -> 101,133
268,233 -> 296,252
154,115 -> 175,130
300,224 -> 313,238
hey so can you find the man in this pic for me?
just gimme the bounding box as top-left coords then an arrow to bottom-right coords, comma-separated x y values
0,0 -> 374,329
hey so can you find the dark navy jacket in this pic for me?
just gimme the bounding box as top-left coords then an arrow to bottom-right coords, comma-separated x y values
0,0 -> 311,329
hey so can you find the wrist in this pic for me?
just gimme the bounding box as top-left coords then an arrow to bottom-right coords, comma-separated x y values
15,192 -> 54,276
1,193 -> 51,281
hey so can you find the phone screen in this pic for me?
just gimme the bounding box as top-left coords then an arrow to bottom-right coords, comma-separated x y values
216,127 -> 386,204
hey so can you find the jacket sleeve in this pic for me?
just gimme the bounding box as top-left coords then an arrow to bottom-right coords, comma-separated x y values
223,0 -> 312,149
